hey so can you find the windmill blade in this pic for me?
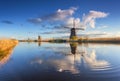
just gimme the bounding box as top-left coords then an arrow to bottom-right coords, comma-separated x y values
63,26 -> 85,30
77,33 -> 107,37
75,28 -> 85,33
75,28 -> 85,30
63,26 -> 71,29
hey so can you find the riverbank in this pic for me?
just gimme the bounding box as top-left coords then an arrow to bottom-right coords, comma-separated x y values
18,37 -> 120,43
0,39 -> 18,51
0,39 -> 18,66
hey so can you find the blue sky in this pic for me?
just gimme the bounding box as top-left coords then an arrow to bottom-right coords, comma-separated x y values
0,0 -> 120,39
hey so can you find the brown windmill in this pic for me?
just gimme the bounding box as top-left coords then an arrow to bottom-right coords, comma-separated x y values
70,19 -> 84,41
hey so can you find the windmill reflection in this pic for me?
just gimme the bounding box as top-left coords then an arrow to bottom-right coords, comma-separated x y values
70,42 -> 110,70
32,42 -> 110,74
38,42 -> 41,46
70,42 -> 77,54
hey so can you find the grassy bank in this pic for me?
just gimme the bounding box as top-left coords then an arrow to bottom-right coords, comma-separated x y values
0,39 -> 18,65
0,39 -> 18,51
18,37 -> 120,43
78,37 -> 120,43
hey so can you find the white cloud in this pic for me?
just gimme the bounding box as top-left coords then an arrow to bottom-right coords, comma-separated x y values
41,7 -> 77,22
89,19 -> 95,28
65,17 -> 80,28
97,25 -> 108,29
64,10 -> 108,29
83,10 -> 109,28
28,7 -> 109,30
65,17 -> 85,30
28,7 -> 77,24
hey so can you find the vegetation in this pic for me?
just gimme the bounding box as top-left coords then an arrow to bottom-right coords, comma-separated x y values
0,39 -> 18,64
70,36 -> 78,42
0,39 -> 18,50
18,36 -> 120,43
78,37 -> 120,43
48,39 -> 67,43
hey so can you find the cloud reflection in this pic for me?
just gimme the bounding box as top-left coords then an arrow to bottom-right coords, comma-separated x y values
31,43 -> 110,74
83,50 -> 110,70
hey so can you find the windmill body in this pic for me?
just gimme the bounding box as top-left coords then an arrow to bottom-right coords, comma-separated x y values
69,19 -> 85,41
70,20 -> 78,41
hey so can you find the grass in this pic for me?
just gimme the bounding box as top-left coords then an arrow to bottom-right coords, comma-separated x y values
0,39 -> 18,64
78,37 -> 120,43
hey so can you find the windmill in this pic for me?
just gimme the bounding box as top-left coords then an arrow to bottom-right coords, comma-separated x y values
70,19 -> 84,41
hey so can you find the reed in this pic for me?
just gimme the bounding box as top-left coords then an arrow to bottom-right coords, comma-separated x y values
0,39 -> 18,65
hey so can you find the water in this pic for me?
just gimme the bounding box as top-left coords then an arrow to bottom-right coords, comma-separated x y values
0,42 -> 120,81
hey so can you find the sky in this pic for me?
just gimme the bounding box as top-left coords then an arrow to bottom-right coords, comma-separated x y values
0,0 -> 120,40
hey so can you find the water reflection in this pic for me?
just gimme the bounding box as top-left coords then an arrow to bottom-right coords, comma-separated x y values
1,42 -> 120,81
70,42 -> 77,54
31,42 -> 110,74
70,42 -> 110,71
38,42 -> 41,46
83,50 -> 110,70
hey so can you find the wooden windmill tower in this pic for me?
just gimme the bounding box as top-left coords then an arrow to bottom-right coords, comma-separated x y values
70,19 -> 84,41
